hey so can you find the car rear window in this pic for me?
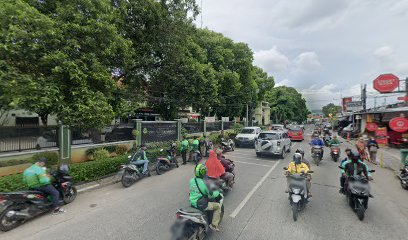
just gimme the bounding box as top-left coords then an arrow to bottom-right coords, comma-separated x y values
290,128 -> 302,132
258,133 -> 279,140
241,129 -> 255,134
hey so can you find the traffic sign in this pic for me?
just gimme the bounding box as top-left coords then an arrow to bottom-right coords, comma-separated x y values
373,74 -> 400,93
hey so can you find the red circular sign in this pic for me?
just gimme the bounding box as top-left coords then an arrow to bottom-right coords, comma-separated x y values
389,117 -> 408,133
366,122 -> 378,132
373,74 -> 400,93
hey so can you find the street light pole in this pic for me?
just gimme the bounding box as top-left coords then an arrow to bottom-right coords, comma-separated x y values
246,104 -> 249,127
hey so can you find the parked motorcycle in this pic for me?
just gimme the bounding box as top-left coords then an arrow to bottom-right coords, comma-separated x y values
170,194 -> 224,240
340,166 -> 375,221
398,164 -> 408,189
0,165 -> 77,231
330,144 -> 341,162
220,138 -> 235,153
156,148 -> 179,175
311,145 -> 323,166
119,156 -> 151,188
284,167 -> 313,221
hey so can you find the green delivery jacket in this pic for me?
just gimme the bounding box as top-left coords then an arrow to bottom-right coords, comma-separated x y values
191,139 -> 199,151
340,159 -> 371,177
189,177 -> 220,208
23,164 -> 51,188
180,140 -> 189,152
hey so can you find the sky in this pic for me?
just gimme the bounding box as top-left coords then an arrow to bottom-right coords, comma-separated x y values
199,0 -> 408,110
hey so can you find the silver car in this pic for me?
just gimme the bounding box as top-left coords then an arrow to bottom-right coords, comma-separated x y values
255,130 -> 292,158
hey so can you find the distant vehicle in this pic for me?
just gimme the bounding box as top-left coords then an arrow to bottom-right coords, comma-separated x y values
235,127 -> 261,147
271,124 -> 286,131
288,127 -> 304,141
255,130 -> 291,158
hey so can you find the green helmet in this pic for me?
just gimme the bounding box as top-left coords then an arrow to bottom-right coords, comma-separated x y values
195,164 -> 207,178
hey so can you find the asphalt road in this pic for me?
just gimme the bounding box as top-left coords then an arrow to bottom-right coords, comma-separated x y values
1,127 -> 408,240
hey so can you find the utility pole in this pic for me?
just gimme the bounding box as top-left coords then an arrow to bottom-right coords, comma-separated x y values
246,104 -> 249,127
406,77 -> 408,106
374,96 -> 377,110
361,84 -> 367,111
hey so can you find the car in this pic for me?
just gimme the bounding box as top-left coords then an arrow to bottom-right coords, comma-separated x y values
270,124 -> 286,131
288,127 -> 304,141
255,130 -> 292,158
235,127 -> 261,147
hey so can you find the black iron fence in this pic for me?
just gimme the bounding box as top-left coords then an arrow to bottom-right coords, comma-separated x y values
223,121 -> 235,130
141,121 -> 178,144
71,123 -> 135,146
0,126 -> 58,152
182,122 -> 204,134
206,122 -> 222,132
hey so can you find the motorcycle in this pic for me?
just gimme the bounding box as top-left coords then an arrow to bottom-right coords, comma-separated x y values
170,194 -> 224,240
119,156 -> 151,188
310,145 -> 323,166
323,135 -> 331,147
284,168 -> 313,221
156,148 -> 179,175
0,164 -> 77,231
398,164 -> 408,189
340,167 -> 375,221
330,144 -> 341,162
220,138 -> 235,153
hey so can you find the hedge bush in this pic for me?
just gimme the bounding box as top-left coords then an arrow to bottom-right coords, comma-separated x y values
92,149 -> 110,161
32,151 -> 59,167
115,145 -> 129,155
0,173 -> 26,192
0,159 -> 33,168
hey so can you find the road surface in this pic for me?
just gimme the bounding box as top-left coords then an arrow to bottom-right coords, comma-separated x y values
1,127 -> 408,240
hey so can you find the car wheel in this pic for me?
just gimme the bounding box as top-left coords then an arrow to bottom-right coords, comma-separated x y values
280,148 -> 286,159
256,152 -> 262,157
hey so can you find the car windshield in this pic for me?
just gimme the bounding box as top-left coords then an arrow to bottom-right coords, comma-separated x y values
290,128 -> 301,132
241,129 -> 255,134
258,133 -> 279,140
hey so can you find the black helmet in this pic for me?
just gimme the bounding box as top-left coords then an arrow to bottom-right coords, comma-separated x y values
350,151 -> 360,161
293,153 -> 302,164
295,148 -> 305,157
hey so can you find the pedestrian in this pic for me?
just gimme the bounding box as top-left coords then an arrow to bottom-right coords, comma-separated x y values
367,137 -> 379,165
180,137 -> 189,165
355,137 -> 368,161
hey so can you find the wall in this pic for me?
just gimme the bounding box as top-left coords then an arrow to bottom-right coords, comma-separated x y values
0,109 -> 59,126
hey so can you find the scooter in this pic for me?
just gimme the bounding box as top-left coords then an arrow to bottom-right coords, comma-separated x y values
284,168 -> 313,221
170,194 -> 224,240
340,166 -> 375,221
311,145 -> 323,166
398,164 -> 408,189
330,144 -> 341,162
155,148 -> 179,175
119,156 -> 151,188
0,165 -> 77,231
220,138 -> 235,153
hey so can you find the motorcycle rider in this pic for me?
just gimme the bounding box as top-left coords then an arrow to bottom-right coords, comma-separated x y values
295,148 -> 311,169
23,158 -> 65,214
328,135 -> 341,146
285,153 -> 312,198
215,149 -> 235,190
191,136 -> 200,162
189,164 -> 222,232
180,137 -> 189,165
131,144 -> 149,174
343,151 -> 372,195
310,134 -> 324,158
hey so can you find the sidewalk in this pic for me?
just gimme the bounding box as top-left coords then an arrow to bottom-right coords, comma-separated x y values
342,138 -> 403,172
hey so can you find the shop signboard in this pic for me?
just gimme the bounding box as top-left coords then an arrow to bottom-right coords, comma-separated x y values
346,101 -> 363,112
205,117 -> 216,123
373,74 -> 399,93
375,127 -> 388,145
342,97 -> 352,112
389,117 -> 408,133
366,122 -> 378,132
222,117 -> 230,122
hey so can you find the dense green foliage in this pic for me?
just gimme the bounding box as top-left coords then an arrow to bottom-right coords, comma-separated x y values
0,0 -> 307,127
322,103 -> 342,117
266,86 -> 309,123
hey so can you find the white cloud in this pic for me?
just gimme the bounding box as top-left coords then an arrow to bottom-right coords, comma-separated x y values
275,79 -> 291,87
293,52 -> 322,75
374,45 -> 408,76
254,46 -> 290,74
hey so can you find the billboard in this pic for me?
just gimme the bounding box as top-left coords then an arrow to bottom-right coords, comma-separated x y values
345,101 -> 363,112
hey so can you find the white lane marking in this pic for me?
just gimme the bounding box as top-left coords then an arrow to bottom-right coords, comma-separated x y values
234,160 -> 273,167
77,184 -> 100,193
229,160 -> 280,218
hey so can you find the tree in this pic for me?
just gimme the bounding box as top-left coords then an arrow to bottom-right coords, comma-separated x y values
266,86 -> 309,123
322,103 -> 342,117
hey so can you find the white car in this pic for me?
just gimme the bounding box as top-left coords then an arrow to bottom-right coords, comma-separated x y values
255,130 -> 292,158
235,127 -> 261,148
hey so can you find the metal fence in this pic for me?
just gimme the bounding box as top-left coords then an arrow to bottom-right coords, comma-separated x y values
141,121 -> 178,144
182,122 -> 204,134
71,123 -> 135,146
206,122 -> 222,132
0,126 -> 58,152
223,121 -> 235,130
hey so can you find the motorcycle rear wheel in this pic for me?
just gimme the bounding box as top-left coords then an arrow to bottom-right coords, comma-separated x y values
156,162 -> 166,175
292,203 -> 298,221
63,186 -> 77,204
0,205 -> 25,232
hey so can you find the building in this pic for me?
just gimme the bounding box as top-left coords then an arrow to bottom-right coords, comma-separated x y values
253,101 -> 271,126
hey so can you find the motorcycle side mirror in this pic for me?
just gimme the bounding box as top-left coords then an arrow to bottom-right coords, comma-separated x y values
283,167 -> 288,170
369,170 -> 376,173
